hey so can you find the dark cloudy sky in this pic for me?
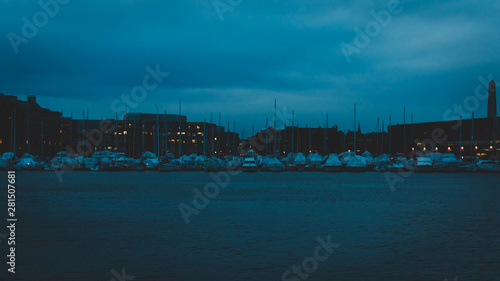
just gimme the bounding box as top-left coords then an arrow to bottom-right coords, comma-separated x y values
1,0 -> 499,136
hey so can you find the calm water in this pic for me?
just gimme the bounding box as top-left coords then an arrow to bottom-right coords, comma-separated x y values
1,171 -> 499,281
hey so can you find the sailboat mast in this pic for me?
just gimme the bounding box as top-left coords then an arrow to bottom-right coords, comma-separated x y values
156,106 -> 159,157
218,112 -> 221,156
124,106 -> 127,156
211,113 -> 214,157
459,116 -> 462,159
389,115 -> 392,155
403,106 -> 406,155
233,120 -> 236,156
203,119 -> 206,156
27,101 -> 30,154
308,122 -> 311,153
284,121 -> 286,155
179,100 -> 182,157
377,117 -> 379,156
168,110 -> 170,155
411,112 -> 414,153
292,111 -> 294,153
381,120 -> 384,154
70,112 -> 73,153
472,112 -> 474,156
274,99 -> 277,155
116,112 -> 118,152
354,103 -> 356,153
41,120 -> 44,159
133,120 -> 136,158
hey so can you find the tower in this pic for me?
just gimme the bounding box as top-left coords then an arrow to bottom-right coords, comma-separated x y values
488,80 -> 497,118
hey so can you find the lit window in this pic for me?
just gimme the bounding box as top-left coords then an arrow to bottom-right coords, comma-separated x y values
461,146 -> 464,150
26,140 -> 28,144
490,146 -> 493,149
447,147 -> 451,151
124,131 -> 127,135
0,140 -> 2,144
475,146 -> 478,150
435,147 -> 438,151
192,140 -> 195,143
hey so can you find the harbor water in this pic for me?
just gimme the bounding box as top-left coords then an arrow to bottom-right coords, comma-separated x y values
2,171 -> 500,281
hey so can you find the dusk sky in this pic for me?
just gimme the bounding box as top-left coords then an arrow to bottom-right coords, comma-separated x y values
2,0 -> 499,136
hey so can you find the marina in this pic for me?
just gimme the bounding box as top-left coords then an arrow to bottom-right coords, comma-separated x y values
2,1 -> 500,280
2,149 -> 500,173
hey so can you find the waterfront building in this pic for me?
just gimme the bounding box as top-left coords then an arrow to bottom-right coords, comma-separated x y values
0,94 -> 62,158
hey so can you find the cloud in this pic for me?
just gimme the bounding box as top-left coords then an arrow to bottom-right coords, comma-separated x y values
1,0 -> 499,132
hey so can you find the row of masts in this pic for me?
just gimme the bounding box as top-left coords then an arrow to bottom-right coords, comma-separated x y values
15,99 -> 496,159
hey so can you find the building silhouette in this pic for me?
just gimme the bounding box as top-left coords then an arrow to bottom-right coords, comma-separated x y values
390,117 -> 500,158
2,91 -> 499,159
0,94 -> 62,158
1,94 -> 239,158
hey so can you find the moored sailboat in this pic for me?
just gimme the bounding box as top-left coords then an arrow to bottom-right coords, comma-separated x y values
323,153 -> 342,172
345,155 -> 367,172
293,153 -> 307,171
